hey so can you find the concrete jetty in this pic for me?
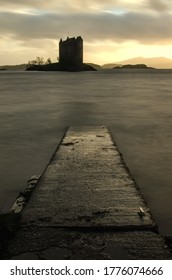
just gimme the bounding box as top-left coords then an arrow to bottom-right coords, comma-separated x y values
3,126 -> 172,259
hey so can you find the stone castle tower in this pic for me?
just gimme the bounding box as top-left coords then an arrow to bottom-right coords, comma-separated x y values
59,36 -> 83,66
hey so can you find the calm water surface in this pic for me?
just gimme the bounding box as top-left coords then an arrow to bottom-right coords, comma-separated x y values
0,69 -> 172,235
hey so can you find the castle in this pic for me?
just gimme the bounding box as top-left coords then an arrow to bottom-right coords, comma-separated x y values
59,36 -> 83,66
26,36 -> 96,71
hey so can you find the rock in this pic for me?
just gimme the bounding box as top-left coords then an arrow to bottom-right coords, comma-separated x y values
11,197 -> 25,214
10,175 -> 40,214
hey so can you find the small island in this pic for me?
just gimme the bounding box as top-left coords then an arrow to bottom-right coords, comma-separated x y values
113,64 -> 154,69
26,36 -> 96,72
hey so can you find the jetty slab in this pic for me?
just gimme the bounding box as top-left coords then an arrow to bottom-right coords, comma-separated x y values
21,126 -> 154,229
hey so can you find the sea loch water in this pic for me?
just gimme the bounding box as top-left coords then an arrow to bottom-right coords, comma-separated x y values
0,69 -> 172,235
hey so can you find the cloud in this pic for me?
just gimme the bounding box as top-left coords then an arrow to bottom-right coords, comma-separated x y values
1,10 -> 172,45
64,0 -> 118,11
0,0 -> 147,13
147,0 -> 169,12
0,0 -> 117,11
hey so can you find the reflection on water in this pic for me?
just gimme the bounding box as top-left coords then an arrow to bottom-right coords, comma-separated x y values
0,69 -> 172,235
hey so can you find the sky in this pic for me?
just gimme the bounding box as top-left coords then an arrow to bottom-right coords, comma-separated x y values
1,0 -> 172,65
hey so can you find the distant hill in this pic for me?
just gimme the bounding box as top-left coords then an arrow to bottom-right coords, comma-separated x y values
102,63 -> 121,69
113,64 -> 154,69
0,64 -> 27,71
87,63 -> 101,69
102,57 -> 172,69
2,57 -> 172,70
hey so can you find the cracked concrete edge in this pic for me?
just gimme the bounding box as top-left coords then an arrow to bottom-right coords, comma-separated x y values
3,227 -> 172,260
